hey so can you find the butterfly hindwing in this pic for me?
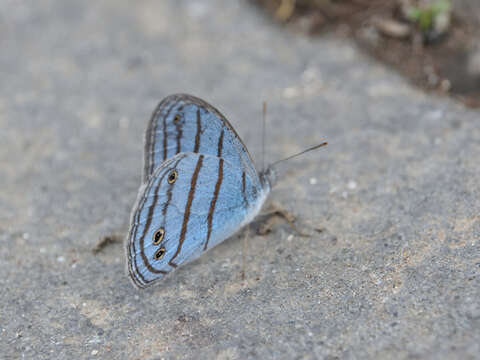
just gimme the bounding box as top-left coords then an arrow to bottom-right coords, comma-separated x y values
127,152 -> 267,288
143,94 -> 257,183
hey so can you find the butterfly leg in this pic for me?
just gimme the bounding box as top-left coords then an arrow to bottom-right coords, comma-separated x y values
241,225 -> 250,281
93,233 -> 122,254
257,201 -> 310,237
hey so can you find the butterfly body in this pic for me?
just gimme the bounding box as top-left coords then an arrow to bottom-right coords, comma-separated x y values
127,94 -> 273,288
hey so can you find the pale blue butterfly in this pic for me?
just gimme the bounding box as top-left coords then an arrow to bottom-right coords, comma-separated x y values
126,94 -> 326,288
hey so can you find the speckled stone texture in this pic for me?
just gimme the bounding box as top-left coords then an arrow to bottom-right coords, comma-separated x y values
1,1 -> 479,359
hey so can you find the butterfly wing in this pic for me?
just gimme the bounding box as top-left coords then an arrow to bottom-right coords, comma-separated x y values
127,152 -> 268,288
143,94 -> 257,183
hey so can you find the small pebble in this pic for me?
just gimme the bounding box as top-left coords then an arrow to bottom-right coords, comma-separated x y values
309,177 -> 318,185
440,79 -> 451,92
426,109 -> 443,121
118,116 -> 129,129
57,256 -> 65,263
467,49 -> 480,76
186,2 -> 209,18
374,17 -> 411,39
301,68 -> 319,83
91,349 -> 98,356
347,180 -> 357,190
87,114 -> 101,128
283,87 -> 298,99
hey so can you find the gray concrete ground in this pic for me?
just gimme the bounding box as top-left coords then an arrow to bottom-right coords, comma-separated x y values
1,1 -> 479,359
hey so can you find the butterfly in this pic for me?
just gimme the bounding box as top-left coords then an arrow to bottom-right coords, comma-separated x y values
126,94 -> 326,288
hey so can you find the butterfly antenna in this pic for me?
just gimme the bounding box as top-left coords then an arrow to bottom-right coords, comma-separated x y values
270,142 -> 328,168
262,101 -> 267,172
241,225 -> 249,282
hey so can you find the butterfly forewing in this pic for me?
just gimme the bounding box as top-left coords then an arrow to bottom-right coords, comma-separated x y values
143,94 -> 257,183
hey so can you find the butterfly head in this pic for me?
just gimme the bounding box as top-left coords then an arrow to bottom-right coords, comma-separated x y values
261,166 -> 277,189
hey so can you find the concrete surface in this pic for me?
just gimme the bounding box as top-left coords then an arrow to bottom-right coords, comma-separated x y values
0,1 -> 479,359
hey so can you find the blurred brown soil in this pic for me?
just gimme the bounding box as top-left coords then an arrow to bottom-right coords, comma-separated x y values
255,0 -> 480,107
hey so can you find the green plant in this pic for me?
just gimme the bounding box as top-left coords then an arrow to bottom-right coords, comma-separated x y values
407,0 -> 451,31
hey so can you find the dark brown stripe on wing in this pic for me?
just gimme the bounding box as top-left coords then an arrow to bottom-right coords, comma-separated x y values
138,171 -> 170,275
129,153 -> 173,285
162,112 -> 167,163
162,162 -> 179,217
217,127 -> 224,157
241,171 -> 248,208
172,94 -> 251,160
139,157 -> 188,276
168,154 -> 204,268
194,109 -> 201,153
128,223 -> 147,287
204,157 -> 224,251
130,155 -> 186,287
144,101 -> 165,180
146,99 -> 180,178
129,173 -> 160,286
175,114 -> 183,154
162,186 -> 173,217
161,101 -> 178,163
